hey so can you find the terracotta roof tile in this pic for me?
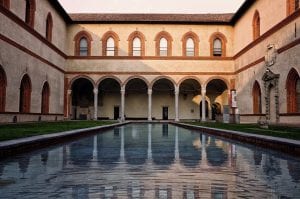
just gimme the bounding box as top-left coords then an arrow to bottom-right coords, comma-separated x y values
69,13 -> 234,24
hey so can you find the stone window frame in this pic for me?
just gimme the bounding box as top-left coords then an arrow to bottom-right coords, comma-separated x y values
25,0 -> 36,28
19,74 -> 32,113
209,32 -> 227,57
252,80 -> 262,114
287,0 -> 300,16
253,10 -> 260,41
154,31 -> 173,56
73,30 -> 93,56
0,0 -> 10,9
41,81 -> 50,114
101,31 -> 120,56
181,31 -> 199,57
46,12 -> 53,42
128,31 -> 146,56
286,68 -> 300,113
0,65 -> 7,112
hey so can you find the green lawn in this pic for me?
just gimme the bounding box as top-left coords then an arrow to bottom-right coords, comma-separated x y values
184,122 -> 300,140
0,121 -> 116,141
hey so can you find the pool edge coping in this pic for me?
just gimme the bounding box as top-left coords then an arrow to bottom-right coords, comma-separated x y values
173,122 -> 300,156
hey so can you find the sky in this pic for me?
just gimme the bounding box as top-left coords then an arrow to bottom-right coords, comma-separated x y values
58,0 -> 246,14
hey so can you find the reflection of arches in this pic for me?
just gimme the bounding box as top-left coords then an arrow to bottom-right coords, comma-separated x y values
286,68 -> 300,113
288,160 -> 300,182
41,82 -> 50,114
97,132 -> 120,168
70,137 -> 93,166
206,138 -> 228,167
0,66 -> 7,112
19,74 -> 32,113
252,81 -> 262,114
179,133 -> 201,168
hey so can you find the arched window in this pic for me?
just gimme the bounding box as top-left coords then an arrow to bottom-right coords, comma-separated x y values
79,38 -> 88,56
182,31 -> 199,56
102,31 -> 120,56
209,32 -> 227,57
46,13 -> 53,42
19,74 -> 32,113
106,37 -> 115,56
252,81 -> 262,114
287,0 -> 300,16
287,68 -> 300,113
74,31 -> 92,56
0,0 -> 10,9
128,31 -> 146,56
155,31 -> 173,56
25,0 -> 35,27
41,82 -> 50,114
0,66 -> 7,112
159,38 -> 168,56
213,39 -> 222,56
132,37 -> 141,56
253,11 -> 260,40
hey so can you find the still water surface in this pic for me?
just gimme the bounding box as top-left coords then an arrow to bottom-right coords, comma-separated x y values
0,123 -> 300,198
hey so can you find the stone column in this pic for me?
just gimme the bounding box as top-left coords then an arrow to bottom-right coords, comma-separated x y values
148,88 -> 152,121
67,89 -> 72,119
93,88 -> 98,120
201,88 -> 206,122
174,86 -> 179,122
121,87 -> 125,121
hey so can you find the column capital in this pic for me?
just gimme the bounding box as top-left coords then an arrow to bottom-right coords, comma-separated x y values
201,88 -> 206,94
67,89 -> 72,95
148,88 -> 152,95
93,88 -> 98,94
120,89 -> 125,94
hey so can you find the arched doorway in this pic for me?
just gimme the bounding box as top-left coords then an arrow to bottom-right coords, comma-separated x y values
286,68 -> 300,113
179,78 -> 201,120
152,78 -> 175,120
71,78 -> 94,120
41,82 -> 50,114
98,78 -> 121,120
125,78 -> 148,119
0,66 -> 6,112
19,74 -> 32,113
206,79 -> 228,121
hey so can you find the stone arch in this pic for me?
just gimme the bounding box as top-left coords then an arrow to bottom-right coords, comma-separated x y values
204,76 -> 230,89
150,76 -> 177,88
69,75 -> 95,90
41,81 -> 50,114
123,76 -> 150,88
178,76 -> 202,89
286,68 -> 300,113
181,31 -> 200,56
209,32 -> 227,57
252,80 -> 262,114
46,12 -> 53,42
102,31 -> 120,56
96,75 -> 122,88
25,0 -> 36,27
0,65 -> 7,112
19,74 -> 32,113
154,31 -> 173,56
73,30 -> 93,56
253,10 -> 260,40
128,31 -> 146,56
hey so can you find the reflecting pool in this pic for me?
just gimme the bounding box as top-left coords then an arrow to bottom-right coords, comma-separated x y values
0,123 -> 300,198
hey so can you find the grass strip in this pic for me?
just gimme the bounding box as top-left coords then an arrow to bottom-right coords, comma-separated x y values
0,121 -> 116,141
